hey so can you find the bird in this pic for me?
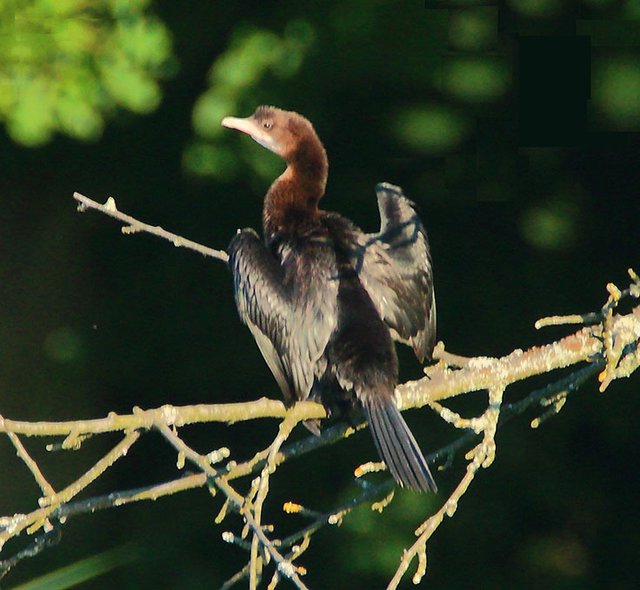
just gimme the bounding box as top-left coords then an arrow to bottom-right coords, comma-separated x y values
222,106 -> 437,492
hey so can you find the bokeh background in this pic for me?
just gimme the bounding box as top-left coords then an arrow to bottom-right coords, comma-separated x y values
1,1 -> 639,588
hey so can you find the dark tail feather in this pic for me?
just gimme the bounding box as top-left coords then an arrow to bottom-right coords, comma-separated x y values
364,398 -> 437,493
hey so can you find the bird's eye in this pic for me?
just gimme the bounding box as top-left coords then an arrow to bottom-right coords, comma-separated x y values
263,121 -> 272,129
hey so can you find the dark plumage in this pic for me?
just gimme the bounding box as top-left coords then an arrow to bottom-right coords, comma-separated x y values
222,106 -> 437,492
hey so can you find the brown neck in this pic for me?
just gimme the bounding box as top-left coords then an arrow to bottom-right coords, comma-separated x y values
263,137 -> 328,237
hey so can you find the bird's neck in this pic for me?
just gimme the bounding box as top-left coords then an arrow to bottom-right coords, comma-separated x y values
263,138 -> 328,238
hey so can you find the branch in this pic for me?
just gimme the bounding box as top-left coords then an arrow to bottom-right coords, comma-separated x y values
0,399 -> 326,437
73,192 -> 229,263
3,301 -> 637,440
0,360 -> 606,583
6,432 -> 55,497
155,422 -> 310,590
0,528 -> 62,580
58,473 -> 208,518
383,271 -> 639,587
0,431 -> 140,550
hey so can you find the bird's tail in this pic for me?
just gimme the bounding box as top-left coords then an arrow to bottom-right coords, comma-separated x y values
364,398 -> 437,493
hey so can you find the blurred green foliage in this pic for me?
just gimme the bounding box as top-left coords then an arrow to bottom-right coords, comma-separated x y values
441,57 -> 510,103
593,56 -> 640,129
344,491 -> 439,576
0,0 -> 174,146
448,7 -> 497,52
509,0 -> 564,18
392,105 -> 471,154
520,197 -> 581,251
42,326 -> 83,364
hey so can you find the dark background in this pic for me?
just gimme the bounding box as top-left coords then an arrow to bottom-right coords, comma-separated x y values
1,1 -> 638,588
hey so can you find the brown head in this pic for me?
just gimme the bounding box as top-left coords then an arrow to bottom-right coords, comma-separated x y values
222,105 -> 322,164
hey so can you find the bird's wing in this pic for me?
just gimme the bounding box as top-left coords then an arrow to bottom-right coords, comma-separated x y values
355,183 -> 436,362
227,229 -> 337,402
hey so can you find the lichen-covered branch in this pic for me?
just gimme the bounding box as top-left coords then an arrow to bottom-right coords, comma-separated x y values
73,192 -> 229,262
155,421 -> 310,590
2,299 -> 637,441
0,431 -> 140,551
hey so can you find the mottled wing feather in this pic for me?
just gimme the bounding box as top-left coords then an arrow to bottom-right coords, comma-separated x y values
357,183 -> 436,361
228,229 -> 293,400
285,234 -> 338,398
227,229 -> 337,402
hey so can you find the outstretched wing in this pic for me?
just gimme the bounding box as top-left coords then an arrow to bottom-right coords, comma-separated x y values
227,228 -> 338,402
356,183 -> 436,362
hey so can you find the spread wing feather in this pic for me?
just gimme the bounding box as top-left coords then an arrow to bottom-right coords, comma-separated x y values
356,183 -> 436,361
227,228 -> 337,402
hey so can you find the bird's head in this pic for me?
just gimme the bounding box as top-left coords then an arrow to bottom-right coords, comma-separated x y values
222,106 -> 319,163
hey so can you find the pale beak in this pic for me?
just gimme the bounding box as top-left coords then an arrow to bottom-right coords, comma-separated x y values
221,116 -> 276,152
221,116 -> 258,135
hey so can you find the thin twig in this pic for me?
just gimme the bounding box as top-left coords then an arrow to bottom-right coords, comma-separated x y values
0,528 -> 62,579
155,422 -> 310,590
221,564 -> 252,590
155,422 -> 243,507
58,473 -> 208,519
0,431 -> 140,549
6,432 -> 56,497
73,192 -> 229,262
388,385 -> 505,589
39,431 -> 141,509
249,413 -> 300,589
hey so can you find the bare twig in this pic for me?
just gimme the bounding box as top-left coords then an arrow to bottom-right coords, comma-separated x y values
0,400 -> 326,437
0,431 -> 140,550
155,421 -> 310,590
388,386 -> 505,589
6,432 -> 55,497
249,413 -> 300,589
58,473 -> 208,519
0,528 -> 61,579
73,192 -> 229,262
221,563 -> 252,590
